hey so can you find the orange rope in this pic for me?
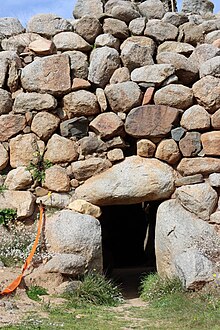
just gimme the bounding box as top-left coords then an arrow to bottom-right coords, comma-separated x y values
0,202 -> 44,296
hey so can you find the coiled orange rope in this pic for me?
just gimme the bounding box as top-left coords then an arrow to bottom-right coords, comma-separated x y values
0,202 -> 44,296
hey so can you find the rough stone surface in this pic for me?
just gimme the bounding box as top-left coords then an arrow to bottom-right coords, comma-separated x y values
137,139 -> 156,158
105,81 -> 142,113
205,31 -> 220,44
144,20 -> 178,43
0,89 -> 12,115
154,84 -> 194,110
178,22 -> 204,46
96,88 -> 108,112
72,78 -> 91,91
171,127 -> 186,142
88,46 -> 120,88
44,134 -> 78,164
21,55 -> 71,96
27,14 -> 72,37
157,41 -> 194,56
189,44 -> 220,70
177,157 -> 220,176
0,143 -> 9,170
125,105 -> 180,138
209,173 -> 220,187
5,167 -> 32,190
175,174 -> 204,187
45,210 -> 102,271
156,52 -> 198,85
28,37 -> 55,55
103,18 -> 129,39
74,16 -> 102,44
107,2 -> 140,23
211,109 -> 220,129
60,117 -> 89,139
13,92 -> 57,114
181,0 -> 214,15
138,0 -> 165,19
0,18 -> 24,38
64,50 -> 88,80
129,17 -> 146,36
209,211 -> 220,224
107,148 -> 124,162
120,36 -> 155,71
31,112 -> 60,141
131,64 -> 175,86
36,193 -> 71,209
179,132 -> 202,157
162,12 -> 189,27
43,254 -> 86,276
9,133 -> 44,168
180,105 -> 210,131
155,199 -> 220,280
78,136 -> 107,156
71,158 -> 112,181
43,166 -> 70,192
68,200 -> 102,218
74,156 -> 175,205
73,0 -> 104,19
53,32 -> 91,52
176,182 -> 217,221
155,139 -> 181,165
199,56 -> 220,79
109,67 -> 129,85
89,113 -> 124,139
192,75 -> 220,113
63,90 -> 100,118
0,59 -> 8,88
0,191 -> 35,218
201,131 -> 220,156
0,114 -> 26,142
1,33 -> 41,53
142,87 -> 155,105
95,33 -> 120,50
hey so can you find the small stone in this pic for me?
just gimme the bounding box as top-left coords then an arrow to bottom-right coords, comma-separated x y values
27,14 -> 72,37
0,89 -> 13,115
44,134 -> 78,164
89,113 -> 124,139
154,84 -> 193,110
53,32 -> 91,52
72,78 -> 91,91
211,109 -> 220,129
212,39 -> 220,48
88,46 -> 120,88
142,87 -> 155,105
31,112 -> 60,141
192,75 -> 220,113
43,166 -> 70,192
36,192 -> 71,208
110,67 -> 130,84
209,173 -> 220,187
178,22 -> 204,46
79,135 -> 107,156
177,157 -> 220,176
175,174 -> 204,187
107,148 -> 124,162
199,56 -> 220,79
0,190 -> 35,218
68,199 -> 102,218
74,16 -> 102,44
162,12 -> 189,27
181,0 -> 214,15
96,88 -> 107,112
138,0 -> 165,19
13,92 -> 57,114
171,127 -> 186,142
5,167 -> 32,190
205,31 -> 220,44
73,0 -> 103,19
71,157 -> 112,181
60,117 -> 89,139
155,139 -> 181,165
95,33 -> 120,50
144,20 -> 178,43
71,179 -> 79,188
201,131 -> 220,156
108,3 -> 140,24
0,143 -> 9,170
63,90 -> 100,118
209,211 -> 220,224
131,64 -> 175,86
105,81 -> 142,113
129,17 -> 146,36
189,44 -> 220,70
103,18 -> 129,39
55,281 -> 81,295
181,105 -> 210,131
0,114 -> 26,142
137,139 -> 156,158
106,136 -> 128,150
64,50 -> 88,80
179,132 -> 201,157
157,41 -> 194,56
0,58 -> 8,88
28,37 -> 55,55
35,187 -> 49,197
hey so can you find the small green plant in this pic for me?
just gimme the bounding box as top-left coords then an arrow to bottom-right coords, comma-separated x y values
0,208 -> 17,227
0,185 -> 7,193
140,273 -> 184,302
27,151 -> 52,183
26,285 -> 48,301
64,272 -> 123,307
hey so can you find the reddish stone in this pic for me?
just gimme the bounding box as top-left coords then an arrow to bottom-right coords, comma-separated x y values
211,109 -> 220,129
201,131 -> 220,156
0,114 -> 26,142
179,132 -> 201,157
89,113 -> 124,139
142,87 -> 155,105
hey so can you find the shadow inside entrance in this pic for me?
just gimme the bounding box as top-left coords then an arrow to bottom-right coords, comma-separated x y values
100,202 -> 160,299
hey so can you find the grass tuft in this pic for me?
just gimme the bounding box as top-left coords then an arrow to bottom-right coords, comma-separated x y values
26,285 -> 48,302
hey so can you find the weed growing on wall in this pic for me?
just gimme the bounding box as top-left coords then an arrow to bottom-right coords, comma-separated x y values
0,208 -> 17,227
27,151 -> 52,184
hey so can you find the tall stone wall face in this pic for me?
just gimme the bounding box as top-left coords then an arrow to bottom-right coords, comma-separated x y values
0,0 -> 220,290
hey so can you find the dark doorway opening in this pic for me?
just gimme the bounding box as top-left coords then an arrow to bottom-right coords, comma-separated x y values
99,202 -> 161,298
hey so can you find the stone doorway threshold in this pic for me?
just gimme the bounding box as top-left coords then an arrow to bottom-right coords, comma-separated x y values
110,266 -> 155,299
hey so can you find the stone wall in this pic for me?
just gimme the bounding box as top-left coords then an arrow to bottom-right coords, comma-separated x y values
0,0 -> 220,290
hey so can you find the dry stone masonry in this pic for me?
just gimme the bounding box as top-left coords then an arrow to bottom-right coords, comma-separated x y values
0,0 -> 220,291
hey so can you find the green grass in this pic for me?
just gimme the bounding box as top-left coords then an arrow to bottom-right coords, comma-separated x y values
26,286 -> 48,302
